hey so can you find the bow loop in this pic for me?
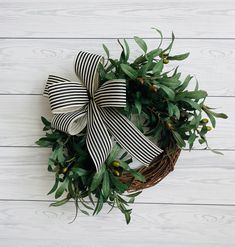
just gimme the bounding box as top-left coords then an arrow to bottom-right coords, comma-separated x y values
52,106 -> 88,135
74,51 -> 103,96
43,75 -> 70,97
94,79 -> 126,108
48,81 -> 89,114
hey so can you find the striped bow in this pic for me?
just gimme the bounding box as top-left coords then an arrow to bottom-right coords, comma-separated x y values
43,51 -> 163,171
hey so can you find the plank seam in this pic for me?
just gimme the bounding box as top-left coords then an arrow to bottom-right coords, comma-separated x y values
0,198 -> 234,207
1,37 -> 235,40
0,146 -> 234,151
0,94 -> 234,98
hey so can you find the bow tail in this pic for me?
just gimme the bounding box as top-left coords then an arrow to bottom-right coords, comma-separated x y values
86,101 -> 112,171
100,108 -> 163,165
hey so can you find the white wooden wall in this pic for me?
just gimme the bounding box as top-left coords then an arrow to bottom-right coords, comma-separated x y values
0,0 -> 235,246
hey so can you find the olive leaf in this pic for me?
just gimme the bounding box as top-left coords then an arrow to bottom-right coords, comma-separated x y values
120,64 -> 138,79
134,36 -> 148,53
168,52 -> 190,61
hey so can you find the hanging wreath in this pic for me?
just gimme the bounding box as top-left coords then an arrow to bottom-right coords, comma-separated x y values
36,29 -> 228,224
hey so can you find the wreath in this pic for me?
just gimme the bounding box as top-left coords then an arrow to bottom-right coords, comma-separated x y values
36,29 -> 227,224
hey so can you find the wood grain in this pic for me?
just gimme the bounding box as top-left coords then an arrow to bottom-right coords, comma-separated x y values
0,0 -> 235,38
0,201 -> 234,246
0,95 -> 231,148
0,147 -> 234,205
0,39 -> 235,96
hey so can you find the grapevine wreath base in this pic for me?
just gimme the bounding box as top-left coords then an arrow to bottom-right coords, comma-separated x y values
121,145 -> 181,192
37,29 -> 227,224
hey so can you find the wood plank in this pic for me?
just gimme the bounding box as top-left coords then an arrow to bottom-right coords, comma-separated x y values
0,39 -> 235,96
0,95 -> 232,148
0,0 -> 235,38
0,95 -> 52,146
0,201 -> 234,246
0,147 -> 234,205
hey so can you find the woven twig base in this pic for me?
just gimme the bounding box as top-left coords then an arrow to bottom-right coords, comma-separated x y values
120,146 -> 181,192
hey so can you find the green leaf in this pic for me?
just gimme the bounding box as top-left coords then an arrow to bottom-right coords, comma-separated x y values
207,114 -> 216,128
176,90 -> 207,101
35,137 -> 51,147
202,106 -> 228,128
211,112 -> 228,119
71,167 -> 89,176
139,58 -> 153,74
181,98 -> 201,110
106,144 -> 121,165
50,197 -> 69,207
159,85 -> 175,100
119,161 -> 130,170
134,92 -> 142,114
102,44 -> 110,59
98,63 -> 106,79
80,209 -> 90,216
194,79 -> 199,91
109,173 -> 128,193
152,60 -> 163,74
159,77 -> 181,89
90,165 -> 105,192
93,193 -> 104,215
68,180 -> 75,198
199,138 -> 206,144
128,169 -> 146,182
124,210 -> 131,224
186,90 -> 208,99
47,177 -> 59,195
207,146 -> 224,155
88,193 -> 95,206
190,113 -> 201,126
135,99 -> 142,114
41,116 -> 51,127
128,197 -> 135,203
200,126 -> 208,136
151,27 -> 163,48
55,183 -> 66,199
126,191 -> 142,197
206,112 -> 216,128
79,198 -> 94,210
134,36 -> 148,53
168,52 -> 190,61
168,102 -> 180,119
118,39 -> 126,63
46,132 -> 61,141
147,48 -> 162,58
173,105 -> 180,119
123,39 -> 130,61
178,75 -> 193,92
168,102 -> 174,117
172,131 -> 186,148
188,132 -> 197,149
162,32 -> 175,53
120,64 -> 138,80
102,171 -> 110,199
53,146 -> 65,164
119,151 -> 128,161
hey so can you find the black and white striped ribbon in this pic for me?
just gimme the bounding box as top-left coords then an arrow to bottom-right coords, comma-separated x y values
44,51 -> 163,171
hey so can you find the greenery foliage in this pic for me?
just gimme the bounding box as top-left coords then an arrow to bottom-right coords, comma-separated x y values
36,29 -> 228,224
